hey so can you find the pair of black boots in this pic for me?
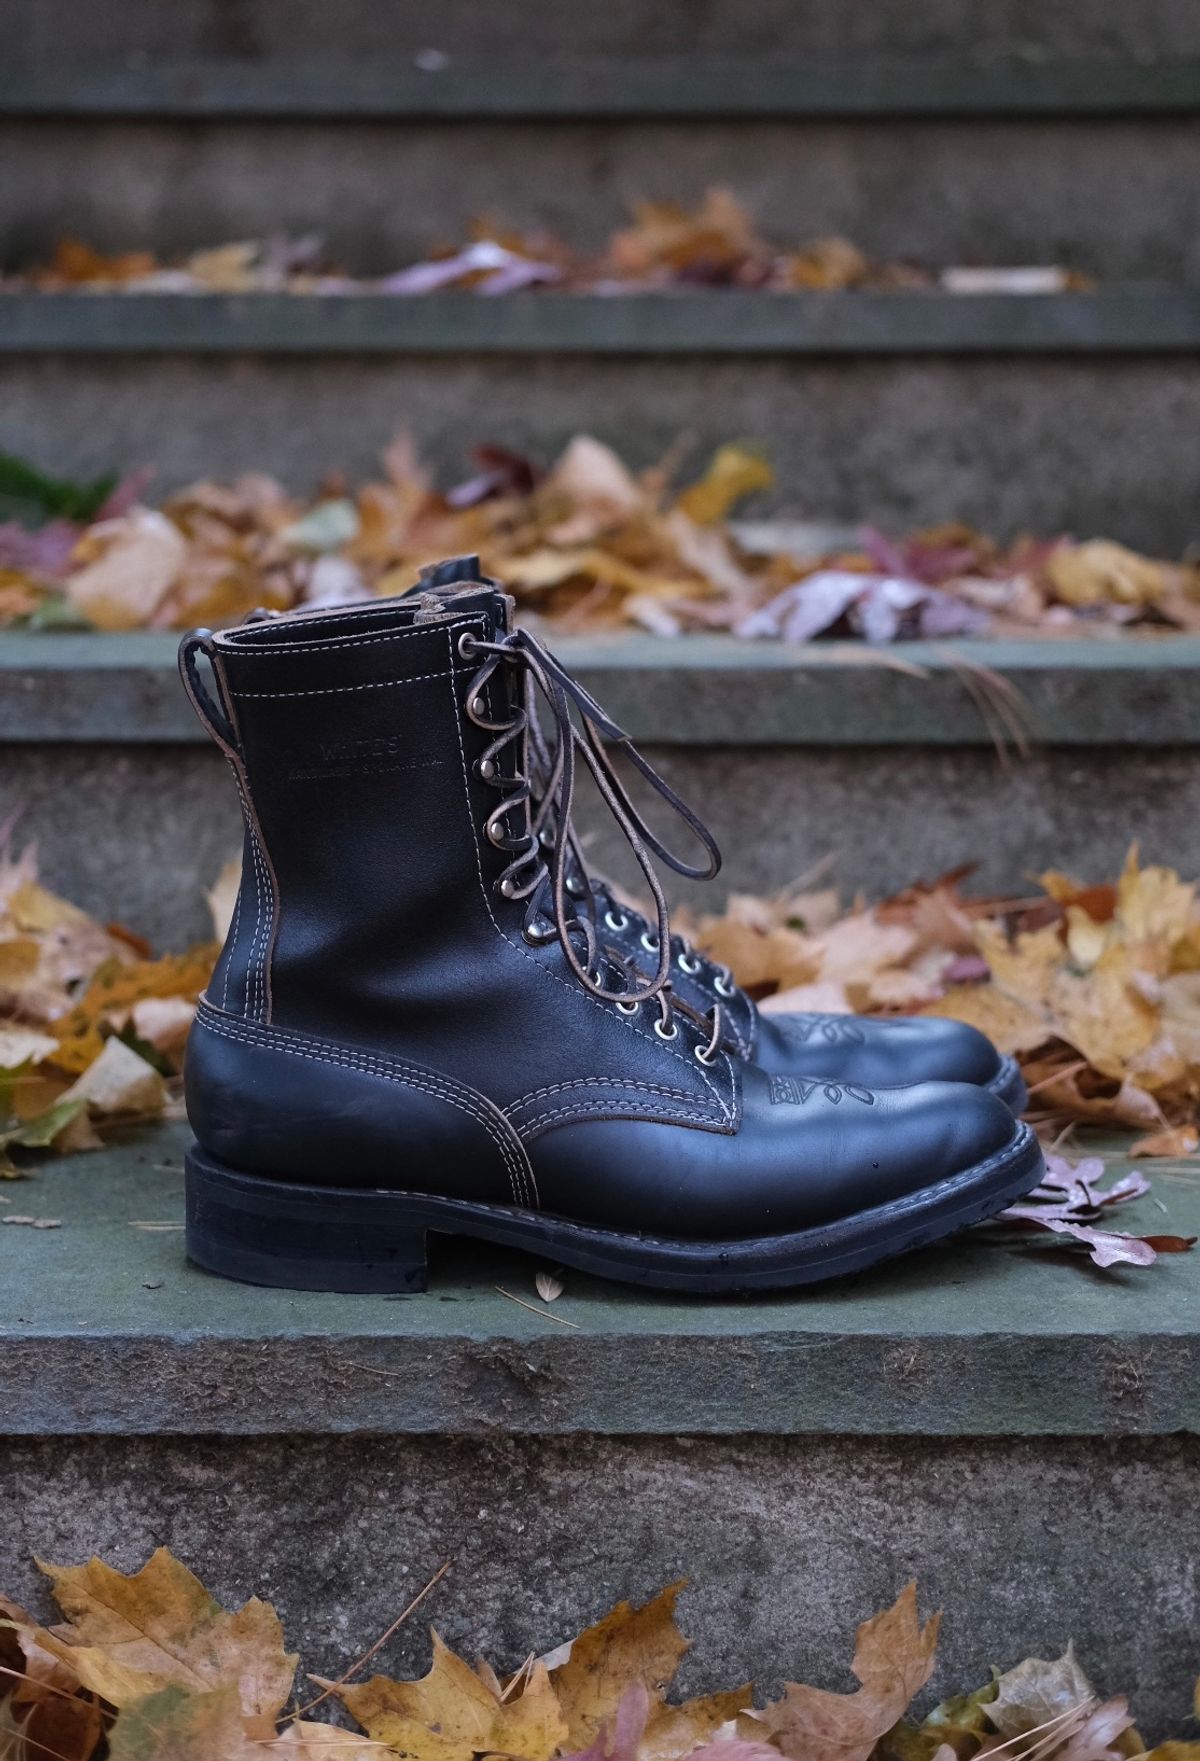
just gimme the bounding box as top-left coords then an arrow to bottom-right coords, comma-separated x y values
180,562 -> 1043,1294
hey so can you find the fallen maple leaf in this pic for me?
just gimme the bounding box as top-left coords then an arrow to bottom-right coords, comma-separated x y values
325,1634 -> 569,1761
549,1583 -> 690,1751
760,1583 -> 940,1761
32,1548 -> 297,1733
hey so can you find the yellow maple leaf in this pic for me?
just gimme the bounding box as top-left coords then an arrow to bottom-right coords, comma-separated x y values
37,1548 -> 297,1727
327,1634 -> 568,1761
676,445 -> 773,527
550,1583 -> 690,1750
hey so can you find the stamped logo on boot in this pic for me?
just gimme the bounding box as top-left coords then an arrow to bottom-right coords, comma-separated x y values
769,1075 -> 875,1106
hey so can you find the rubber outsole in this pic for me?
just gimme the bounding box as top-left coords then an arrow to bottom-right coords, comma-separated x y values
184,1122 -> 1043,1295
987,1055 -> 1029,1117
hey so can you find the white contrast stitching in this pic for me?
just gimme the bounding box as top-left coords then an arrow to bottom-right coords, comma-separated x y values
445,628 -> 733,1126
220,883 -> 242,1012
520,1097 -> 734,1134
232,664 -> 472,700
229,773 -> 263,1020
220,617 -> 477,658
196,1006 -> 534,1207
507,1075 -> 725,1114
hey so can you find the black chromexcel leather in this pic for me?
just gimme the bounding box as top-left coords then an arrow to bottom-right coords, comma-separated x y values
179,573 -> 1043,1294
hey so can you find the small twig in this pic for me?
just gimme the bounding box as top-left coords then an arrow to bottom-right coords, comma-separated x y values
495,1286 -> 581,1328
297,1560 -> 452,1716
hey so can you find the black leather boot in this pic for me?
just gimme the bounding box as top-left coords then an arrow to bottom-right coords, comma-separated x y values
179,580 -> 1042,1295
415,559 -> 1028,1117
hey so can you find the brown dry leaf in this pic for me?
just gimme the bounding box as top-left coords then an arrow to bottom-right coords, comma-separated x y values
50,945 -> 217,1075
921,984 -> 1050,1056
761,1583 -> 939,1761
66,510 -> 187,630
1046,540 -> 1167,608
639,1685 -> 753,1761
535,1271 -> 565,1303
328,1634 -> 568,1761
550,1584 -> 690,1750
1129,1124 -> 1200,1158
61,1038 -> 167,1119
987,1645 -> 1096,1738
37,1548 -> 297,1727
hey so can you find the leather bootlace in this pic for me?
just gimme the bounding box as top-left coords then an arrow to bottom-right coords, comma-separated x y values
521,671 -> 738,1003
460,625 -> 725,1060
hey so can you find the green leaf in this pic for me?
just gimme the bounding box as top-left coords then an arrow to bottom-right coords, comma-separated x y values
0,1097 -> 86,1154
0,453 -> 116,527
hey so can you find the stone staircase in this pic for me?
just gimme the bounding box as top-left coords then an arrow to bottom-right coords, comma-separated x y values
2,4 -> 1199,1719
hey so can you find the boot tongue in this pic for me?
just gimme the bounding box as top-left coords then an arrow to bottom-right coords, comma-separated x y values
405,558 -> 513,634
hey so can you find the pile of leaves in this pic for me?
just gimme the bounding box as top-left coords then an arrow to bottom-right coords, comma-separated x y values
1,189 -> 1087,297
2,441 -> 1197,638
683,846 -> 1200,1148
0,1553 -> 1195,1761
0,842 -> 217,1177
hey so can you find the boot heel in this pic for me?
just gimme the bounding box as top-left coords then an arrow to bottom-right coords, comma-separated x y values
185,1148 -> 429,1293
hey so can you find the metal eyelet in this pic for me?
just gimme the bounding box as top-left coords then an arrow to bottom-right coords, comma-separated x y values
498,877 -> 517,899
475,757 -> 496,781
654,1018 -> 678,1041
714,975 -> 735,997
469,695 -> 487,718
639,932 -> 660,954
694,1044 -> 717,1065
616,999 -> 639,1015
678,952 -> 701,975
566,874 -> 587,899
486,819 -> 507,848
523,918 -> 555,946
539,827 -> 556,849
458,631 -> 479,659
604,910 -> 629,932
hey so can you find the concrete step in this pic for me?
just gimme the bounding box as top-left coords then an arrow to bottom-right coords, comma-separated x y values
1,343 -> 1195,550
1,1120 -> 1196,1735
8,0 -> 1200,99
4,117 -> 1198,277
4,633 -> 1198,947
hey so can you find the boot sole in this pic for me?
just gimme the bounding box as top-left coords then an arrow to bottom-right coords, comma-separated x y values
184,1122 -> 1042,1296
988,1055 -> 1028,1116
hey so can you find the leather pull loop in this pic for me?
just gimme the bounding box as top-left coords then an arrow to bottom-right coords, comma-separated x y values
178,629 -> 240,757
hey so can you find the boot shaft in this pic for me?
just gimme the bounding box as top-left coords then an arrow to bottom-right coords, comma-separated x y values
181,585 -> 738,1137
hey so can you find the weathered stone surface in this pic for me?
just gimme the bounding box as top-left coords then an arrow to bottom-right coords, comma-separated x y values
0,1431 -> 1196,1739
3,741 -> 1198,948
3,1124 -> 1198,1438
10,0 -> 1200,72
4,119 -> 1199,278
2,355 -> 1197,550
